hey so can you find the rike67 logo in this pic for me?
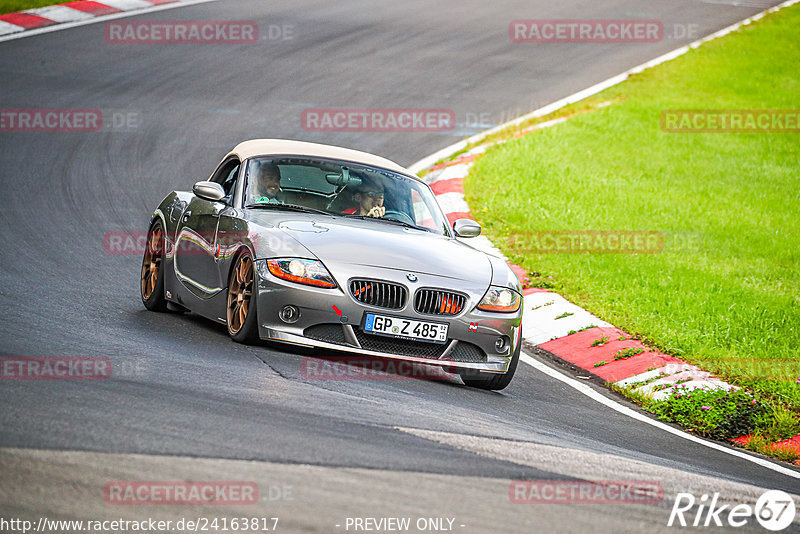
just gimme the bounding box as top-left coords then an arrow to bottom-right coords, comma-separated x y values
668,490 -> 796,531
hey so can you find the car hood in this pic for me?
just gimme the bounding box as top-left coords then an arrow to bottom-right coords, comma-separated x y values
247,213 -> 492,284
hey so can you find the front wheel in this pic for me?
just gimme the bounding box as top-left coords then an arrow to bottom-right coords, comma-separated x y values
140,220 -> 168,312
459,338 -> 521,391
226,251 -> 259,344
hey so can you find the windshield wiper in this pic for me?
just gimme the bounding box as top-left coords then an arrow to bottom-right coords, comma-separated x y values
245,203 -> 330,216
343,214 -> 433,233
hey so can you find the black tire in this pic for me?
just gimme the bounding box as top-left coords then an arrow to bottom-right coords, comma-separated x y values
140,220 -> 168,312
459,338 -> 521,391
226,251 -> 260,344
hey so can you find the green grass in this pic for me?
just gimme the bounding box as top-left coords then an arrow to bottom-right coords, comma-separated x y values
0,0 -> 61,15
644,387 -> 769,441
613,382 -> 800,459
465,5 -> 800,418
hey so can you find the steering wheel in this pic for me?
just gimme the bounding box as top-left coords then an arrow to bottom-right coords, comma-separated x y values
382,210 -> 415,225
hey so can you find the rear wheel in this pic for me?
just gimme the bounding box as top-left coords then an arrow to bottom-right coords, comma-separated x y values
459,338 -> 521,391
140,220 -> 168,312
227,251 -> 259,344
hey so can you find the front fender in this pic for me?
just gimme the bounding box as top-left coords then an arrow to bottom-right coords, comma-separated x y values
487,255 -> 523,294
152,190 -> 192,242
215,217 -> 316,295
248,226 -> 315,261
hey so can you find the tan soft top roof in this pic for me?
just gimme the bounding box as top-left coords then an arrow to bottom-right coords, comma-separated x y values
227,139 -> 412,176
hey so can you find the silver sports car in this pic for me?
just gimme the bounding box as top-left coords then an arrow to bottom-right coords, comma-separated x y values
141,139 -> 523,389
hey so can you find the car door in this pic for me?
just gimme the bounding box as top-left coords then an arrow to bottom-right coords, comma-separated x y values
174,158 -> 241,297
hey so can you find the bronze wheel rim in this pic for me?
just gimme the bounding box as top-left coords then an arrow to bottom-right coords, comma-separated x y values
140,225 -> 163,301
227,255 -> 253,335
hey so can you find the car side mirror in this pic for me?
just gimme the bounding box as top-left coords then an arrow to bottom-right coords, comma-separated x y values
453,218 -> 481,238
193,181 -> 225,202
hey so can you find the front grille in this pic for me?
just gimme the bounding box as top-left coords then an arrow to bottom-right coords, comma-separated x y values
448,341 -> 487,363
303,324 -> 487,364
353,329 -> 446,359
414,289 -> 467,316
304,324 -> 348,344
349,279 -> 407,310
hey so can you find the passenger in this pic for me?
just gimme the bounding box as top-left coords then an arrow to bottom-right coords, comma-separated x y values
343,178 -> 385,218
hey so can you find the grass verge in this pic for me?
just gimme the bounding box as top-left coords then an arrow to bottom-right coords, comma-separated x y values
0,0 -> 63,15
464,6 -> 800,453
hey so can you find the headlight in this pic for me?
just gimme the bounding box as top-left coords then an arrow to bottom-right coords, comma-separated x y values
259,258 -> 337,288
476,286 -> 521,313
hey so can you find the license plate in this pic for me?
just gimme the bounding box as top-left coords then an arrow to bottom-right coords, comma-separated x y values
363,313 -> 448,344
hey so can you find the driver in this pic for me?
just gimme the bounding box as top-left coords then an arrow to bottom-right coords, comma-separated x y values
344,178 -> 385,218
251,161 -> 284,204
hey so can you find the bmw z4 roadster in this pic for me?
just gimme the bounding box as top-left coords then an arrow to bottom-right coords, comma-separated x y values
141,139 -> 523,389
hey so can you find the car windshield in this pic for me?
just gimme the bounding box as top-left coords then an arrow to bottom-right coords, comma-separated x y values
243,156 -> 450,235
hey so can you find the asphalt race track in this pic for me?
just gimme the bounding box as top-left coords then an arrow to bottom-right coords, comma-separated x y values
1,1 -> 797,532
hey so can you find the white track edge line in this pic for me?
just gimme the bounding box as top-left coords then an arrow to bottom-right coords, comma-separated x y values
0,0 -> 222,43
521,352 -> 800,479
407,0 -> 800,174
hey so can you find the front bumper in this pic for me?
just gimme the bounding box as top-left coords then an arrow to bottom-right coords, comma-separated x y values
263,328 -> 512,372
254,263 -> 522,374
